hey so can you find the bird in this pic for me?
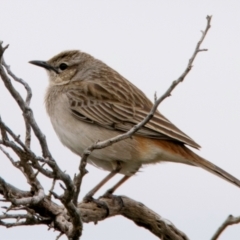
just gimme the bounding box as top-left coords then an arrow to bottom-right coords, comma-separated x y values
29,50 -> 240,198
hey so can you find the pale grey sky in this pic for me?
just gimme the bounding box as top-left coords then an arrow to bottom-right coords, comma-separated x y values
1,1 -> 240,239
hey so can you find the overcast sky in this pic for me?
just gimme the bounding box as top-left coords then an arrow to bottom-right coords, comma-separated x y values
1,1 -> 240,239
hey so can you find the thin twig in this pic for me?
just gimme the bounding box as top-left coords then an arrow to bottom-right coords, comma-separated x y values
0,177 -> 31,197
211,215 -> 240,240
0,51 -> 51,159
2,59 -> 32,148
56,232 -> 64,240
47,179 -> 56,200
0,117 -> 29,151
73,159 -> 88,205
0,213 -> 50,228
0,146 -> 15,164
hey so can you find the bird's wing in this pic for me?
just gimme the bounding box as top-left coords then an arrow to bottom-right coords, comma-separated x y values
66,74 -> 200,149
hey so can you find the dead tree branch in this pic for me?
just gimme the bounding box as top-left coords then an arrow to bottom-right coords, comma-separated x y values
211,215 -> 240,240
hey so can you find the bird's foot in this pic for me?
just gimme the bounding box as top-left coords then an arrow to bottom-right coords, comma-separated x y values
83,195 -> 109,217
101,188 -> 114,198
99,191 -> 124,208
83,194 -> 94,203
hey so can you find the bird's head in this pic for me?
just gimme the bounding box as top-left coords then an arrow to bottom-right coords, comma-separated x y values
29,50 -> 94,85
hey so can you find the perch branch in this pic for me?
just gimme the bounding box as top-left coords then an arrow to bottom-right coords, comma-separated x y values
211,215 -> 240,240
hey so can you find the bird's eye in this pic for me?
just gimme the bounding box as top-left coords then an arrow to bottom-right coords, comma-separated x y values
59,63 -> 68,71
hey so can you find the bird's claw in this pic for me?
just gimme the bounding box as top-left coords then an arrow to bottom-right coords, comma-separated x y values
83,195 -> 109,217
99,193 -> 124,209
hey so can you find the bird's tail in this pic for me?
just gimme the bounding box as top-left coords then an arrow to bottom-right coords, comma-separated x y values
183,145 -> 240,188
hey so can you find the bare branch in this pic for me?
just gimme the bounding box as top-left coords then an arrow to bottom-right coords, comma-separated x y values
0,176 -> 32,199
78,195 -> 190,239
2,58 -> 32,148
73,159 -> 88,205
47,179 -> 56,200
0,173 -> 44,206
0,146 -> 15,164
0,45 -> 51,159
0,191 -> 189,239
11,189 -> 45,206
211,215 -> 240,240
56,232 -> 64,240
34,157 -> 83,238
78,196 -> 189,239
0,212 -> 50,228
0,117 -> 29,152
0,117 -> 54,179
0,42 -> 9,57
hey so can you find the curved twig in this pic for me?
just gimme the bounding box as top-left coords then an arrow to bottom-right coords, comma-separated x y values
211,215 -> 240,240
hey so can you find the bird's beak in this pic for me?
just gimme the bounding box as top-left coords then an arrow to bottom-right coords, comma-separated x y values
29,60 -> 59,74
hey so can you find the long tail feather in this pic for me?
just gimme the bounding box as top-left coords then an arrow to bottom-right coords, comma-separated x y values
184,146 -> 240,188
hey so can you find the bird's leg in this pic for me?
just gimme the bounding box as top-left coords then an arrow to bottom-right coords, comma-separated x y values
103,175 -> 131,197
84,161 -> 122,201
84,171 -> 118,200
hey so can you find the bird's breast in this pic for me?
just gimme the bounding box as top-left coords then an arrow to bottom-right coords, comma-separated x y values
46,92 -> 192,174
47,93 -> 147,174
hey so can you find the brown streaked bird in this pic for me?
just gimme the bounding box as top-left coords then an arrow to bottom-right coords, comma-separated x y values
29,50 -> 240,198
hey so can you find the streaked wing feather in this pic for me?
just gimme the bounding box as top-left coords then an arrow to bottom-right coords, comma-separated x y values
66,78 -> 200,149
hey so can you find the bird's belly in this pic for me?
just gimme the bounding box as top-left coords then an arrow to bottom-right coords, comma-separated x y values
50,112 -> 145,174
49,102 -> 190,174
